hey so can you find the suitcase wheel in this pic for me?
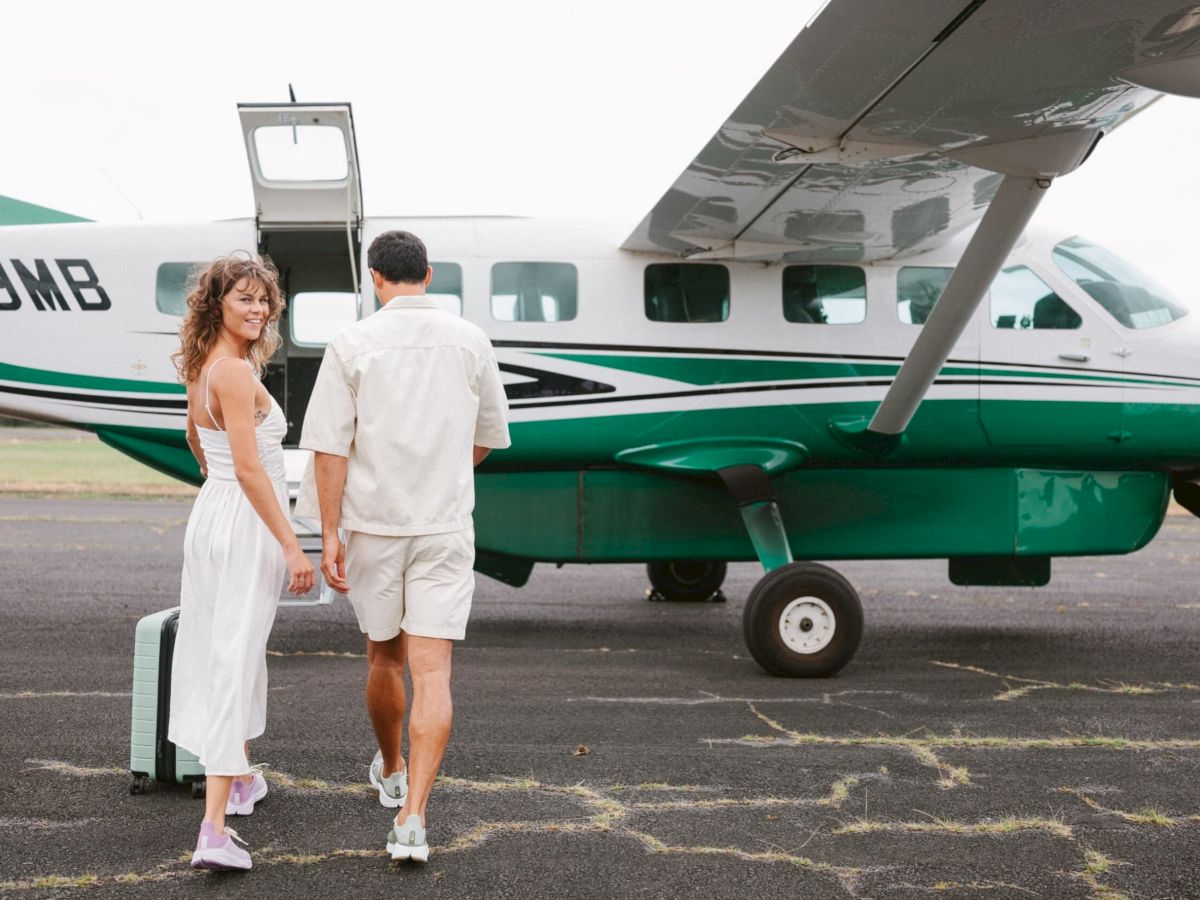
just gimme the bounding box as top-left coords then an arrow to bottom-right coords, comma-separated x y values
191,780 -> 206,800
130,775 -> 151,795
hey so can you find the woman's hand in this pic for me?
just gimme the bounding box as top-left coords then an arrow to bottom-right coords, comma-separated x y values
284,544 -> 315,595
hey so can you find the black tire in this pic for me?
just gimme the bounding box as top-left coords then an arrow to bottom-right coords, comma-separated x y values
130,775 -> 150,795
191,779 -> 207,800
742,562 -> 863,677
646,561 -> 727,602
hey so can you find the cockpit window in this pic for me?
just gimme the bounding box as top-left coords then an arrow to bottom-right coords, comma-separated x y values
1052,236 -> 1187,329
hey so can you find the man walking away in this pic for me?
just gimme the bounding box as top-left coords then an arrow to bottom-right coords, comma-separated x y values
296,230 -> 511,861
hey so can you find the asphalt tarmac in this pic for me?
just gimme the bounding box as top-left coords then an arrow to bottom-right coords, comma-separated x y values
1,496 -> 1199,899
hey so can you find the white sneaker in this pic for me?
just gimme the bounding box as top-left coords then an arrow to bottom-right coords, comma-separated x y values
368,750 -> 408,809
386,814 -> 429,862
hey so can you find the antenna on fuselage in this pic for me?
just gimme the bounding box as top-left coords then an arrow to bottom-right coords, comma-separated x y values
98,166 -> 144,221
288,83 -> 297,103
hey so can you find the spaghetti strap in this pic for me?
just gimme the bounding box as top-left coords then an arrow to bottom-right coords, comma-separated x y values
203,357 -> 238,432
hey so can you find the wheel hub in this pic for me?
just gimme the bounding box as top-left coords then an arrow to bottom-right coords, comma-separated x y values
778,597 -> 836,654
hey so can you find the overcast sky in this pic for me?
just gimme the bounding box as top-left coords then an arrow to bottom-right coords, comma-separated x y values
2,0 -> 1198,298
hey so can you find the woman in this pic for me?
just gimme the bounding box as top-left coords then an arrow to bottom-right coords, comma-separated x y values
169,253 -> 314,871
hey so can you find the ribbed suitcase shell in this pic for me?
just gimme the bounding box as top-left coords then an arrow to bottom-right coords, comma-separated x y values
130,607 -> 204,791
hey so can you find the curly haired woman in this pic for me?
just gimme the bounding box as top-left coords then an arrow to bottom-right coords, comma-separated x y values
169,253 -> 313,870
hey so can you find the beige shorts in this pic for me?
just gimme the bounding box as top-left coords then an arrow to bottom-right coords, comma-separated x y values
344,527 -> 475,642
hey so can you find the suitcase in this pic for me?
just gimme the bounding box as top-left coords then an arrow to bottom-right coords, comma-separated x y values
129,607 -> 206,797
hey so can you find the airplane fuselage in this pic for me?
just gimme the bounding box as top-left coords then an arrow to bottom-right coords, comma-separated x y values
2,216 -> 1197,577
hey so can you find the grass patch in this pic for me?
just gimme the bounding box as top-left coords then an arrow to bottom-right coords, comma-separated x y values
0,439 -> 194,497
1128,806 -> 1174,826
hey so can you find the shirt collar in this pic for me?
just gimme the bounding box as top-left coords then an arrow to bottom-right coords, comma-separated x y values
382,295 -> 438,311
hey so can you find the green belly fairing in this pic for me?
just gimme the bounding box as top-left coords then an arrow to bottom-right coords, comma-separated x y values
472,466 -> 1168,563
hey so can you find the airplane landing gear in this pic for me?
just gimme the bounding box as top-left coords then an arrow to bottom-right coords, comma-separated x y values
742,562 -> 863,677
645,561 -> 727,602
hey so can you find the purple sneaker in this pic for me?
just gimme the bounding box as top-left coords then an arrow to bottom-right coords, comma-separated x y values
226,769 -> 268,816
190,821 -> 252,871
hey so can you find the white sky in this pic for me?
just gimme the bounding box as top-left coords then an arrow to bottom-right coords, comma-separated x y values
3,0 -> 1199,298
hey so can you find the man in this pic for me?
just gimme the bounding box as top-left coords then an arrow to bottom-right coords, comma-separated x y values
295,230 -> 510,862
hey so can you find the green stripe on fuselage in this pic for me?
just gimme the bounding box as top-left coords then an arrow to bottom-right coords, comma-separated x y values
537,352 -> 1189,389
537,353 -> 898,384
0,361 -> 184,395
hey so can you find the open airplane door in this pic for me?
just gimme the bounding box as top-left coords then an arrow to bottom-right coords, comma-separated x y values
237,104 -> 364,450
237,104 -> 362,231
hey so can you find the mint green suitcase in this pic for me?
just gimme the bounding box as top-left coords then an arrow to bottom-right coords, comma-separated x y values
129,607 -> 206,797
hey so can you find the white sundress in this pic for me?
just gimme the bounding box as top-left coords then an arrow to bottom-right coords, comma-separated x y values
168,358 -> 289,776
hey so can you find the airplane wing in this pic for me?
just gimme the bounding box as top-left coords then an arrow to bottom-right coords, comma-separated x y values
623,0 -> 1200,263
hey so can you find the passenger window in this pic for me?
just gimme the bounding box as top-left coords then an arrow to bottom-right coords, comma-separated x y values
644,263 -> 729,322
491,262 -> 577,322
291,292 -> 357,345
782,265 -> 865,324
427,262 -> 463,316
990,265 -> 1081,330
156,262 -> 201,316
372,262 -> 462,315
897,267 -> 952,325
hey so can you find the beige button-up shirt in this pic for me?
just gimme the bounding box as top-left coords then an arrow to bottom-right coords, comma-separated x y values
295,296 -> 511,536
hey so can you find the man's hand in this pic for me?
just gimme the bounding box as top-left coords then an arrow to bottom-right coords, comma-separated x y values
321,533 -> 350,594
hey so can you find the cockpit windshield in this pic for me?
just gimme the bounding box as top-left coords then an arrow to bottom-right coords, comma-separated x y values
1051,237 -> 1187,329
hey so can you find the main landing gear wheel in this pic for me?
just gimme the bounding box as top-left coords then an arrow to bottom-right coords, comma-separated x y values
742,562 -> 863,677
646,561 -> 727,603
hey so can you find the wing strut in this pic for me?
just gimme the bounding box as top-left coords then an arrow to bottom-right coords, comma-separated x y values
867,174 -> 1047,435
866,128 -> 1102,437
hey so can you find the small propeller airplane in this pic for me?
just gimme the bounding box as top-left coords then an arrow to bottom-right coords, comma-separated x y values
4,0 -> 1200,677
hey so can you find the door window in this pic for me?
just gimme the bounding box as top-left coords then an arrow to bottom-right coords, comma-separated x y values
990,266 -> 1080,330
252,126 -> 349,182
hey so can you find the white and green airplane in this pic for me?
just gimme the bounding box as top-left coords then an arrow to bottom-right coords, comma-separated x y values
4,1 -> 1200,677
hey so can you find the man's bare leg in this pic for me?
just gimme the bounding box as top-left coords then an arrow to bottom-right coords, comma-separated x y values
396,635 -> 453,825
366,634 -> 408,776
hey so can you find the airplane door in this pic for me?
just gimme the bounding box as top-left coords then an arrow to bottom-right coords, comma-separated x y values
237,104 -> 362,229
979,263 -> 1123,447
238,103 -> 363,447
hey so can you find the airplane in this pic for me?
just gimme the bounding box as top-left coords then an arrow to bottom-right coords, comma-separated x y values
4,0 -> 1200,678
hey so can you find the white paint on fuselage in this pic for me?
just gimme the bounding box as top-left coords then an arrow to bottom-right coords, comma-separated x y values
1,217 -> 1198,435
